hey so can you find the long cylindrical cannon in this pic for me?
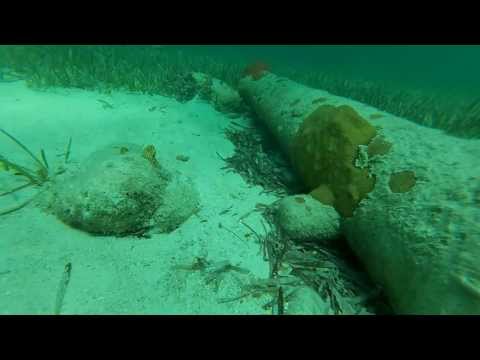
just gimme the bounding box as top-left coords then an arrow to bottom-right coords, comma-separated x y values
239,71 -> 480,314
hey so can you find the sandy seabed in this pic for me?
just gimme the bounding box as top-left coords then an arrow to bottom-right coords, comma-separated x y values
0,81 -> 276,314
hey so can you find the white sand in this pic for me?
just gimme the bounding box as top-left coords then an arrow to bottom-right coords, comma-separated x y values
0,81 -> 276,314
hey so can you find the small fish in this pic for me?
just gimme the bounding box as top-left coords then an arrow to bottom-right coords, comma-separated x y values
176,154 -> 190,162
97,99 -> 114,109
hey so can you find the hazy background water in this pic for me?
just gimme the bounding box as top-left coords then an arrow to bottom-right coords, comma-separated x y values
175,45 -> 480,97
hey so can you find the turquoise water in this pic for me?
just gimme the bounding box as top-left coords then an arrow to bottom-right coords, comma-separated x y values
176,45 -> 480,95
1,45 -> 479,314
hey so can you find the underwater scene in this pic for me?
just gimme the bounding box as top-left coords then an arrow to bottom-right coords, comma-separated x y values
0,45 -> 479,315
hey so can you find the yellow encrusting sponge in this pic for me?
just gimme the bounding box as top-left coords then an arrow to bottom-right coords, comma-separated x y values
290,105 -> 377,217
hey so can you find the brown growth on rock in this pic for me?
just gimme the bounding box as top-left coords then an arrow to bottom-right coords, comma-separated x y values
389,171 -> 416,193
291,105 -> 377,217
310,185 -> 335,206
367,136 -> 393,158
243,61 -> 270,81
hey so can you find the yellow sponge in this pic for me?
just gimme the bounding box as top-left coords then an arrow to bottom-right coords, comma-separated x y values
290,105 -> 377,217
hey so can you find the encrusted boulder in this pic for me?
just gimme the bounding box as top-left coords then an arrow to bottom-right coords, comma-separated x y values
191,72 -> 244,114
49,143 -> 199,236
286,286 -> 333,315
275,194 -> 341,244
